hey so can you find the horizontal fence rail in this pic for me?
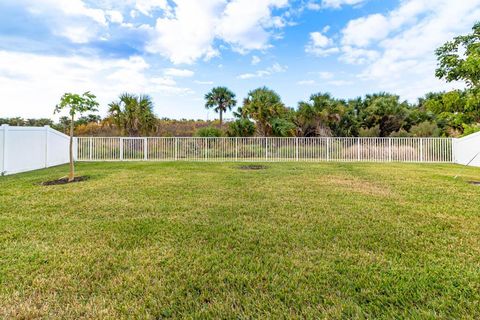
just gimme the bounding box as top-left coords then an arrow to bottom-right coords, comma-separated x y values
75,137 -> 454,163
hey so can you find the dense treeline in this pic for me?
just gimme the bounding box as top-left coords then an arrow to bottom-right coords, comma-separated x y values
0,116 -> 222,137
2,88 -> 478,138
2,23 -> 479,138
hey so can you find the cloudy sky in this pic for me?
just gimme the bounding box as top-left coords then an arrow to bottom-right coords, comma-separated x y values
1,0 -> 479,120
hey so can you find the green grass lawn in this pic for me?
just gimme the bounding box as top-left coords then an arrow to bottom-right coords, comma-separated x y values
1,162 -> 480,319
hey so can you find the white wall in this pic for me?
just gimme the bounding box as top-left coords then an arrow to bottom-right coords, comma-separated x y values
0,128 -> 4,174
48,129 -> 70,167
0,125 -> 70,175
454,132 -> 480,167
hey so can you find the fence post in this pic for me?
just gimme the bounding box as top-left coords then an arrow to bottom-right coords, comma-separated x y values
44,125 -> 49,168
265,137 -> 268,161
174,137 -> 178,161
144,138 -> 148,161
89,137 -> 93,161
326,138 -> 330,162
388,138 -> 392,162
1,124 -> 8,175
296,137 -> 299,162
235,137 -> 238,162
420,139 -> 424,162
204,138 -> 207,161
119,138 -> 124,161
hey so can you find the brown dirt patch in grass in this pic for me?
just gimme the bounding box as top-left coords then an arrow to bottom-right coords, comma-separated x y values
238,165 -> 268,171
323,175 -> 392,197
41,176 -> 89,186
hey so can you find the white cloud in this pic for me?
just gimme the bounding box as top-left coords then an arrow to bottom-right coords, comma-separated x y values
297,80 -> 316,86
340,46 -> 379,64
342,14 -> 390,47
0,51 -> 194,118
346,0 -> 480,100
151,77 -> 177,86
146,0 -> 224,64
216,0 -> 289,52
51,0 -> 108,25
135,0 -> 171,16
328,80 -> 353,86
321,0 -> 366,8
307,0 -> 366,10
237,62 -> 287,79
164,68 -> 195,77
251,55 -> 261,65
147,0 -> 290,64
106,10 -> 124,24
318,71 -> 334,79
305,31 -> 339,57
309,31 -> 332,47
59,26 -> 96,44
341,0 -> 432,47
17,0 -> 292,64
194,80 -> 214,85
21,0 -> 111,43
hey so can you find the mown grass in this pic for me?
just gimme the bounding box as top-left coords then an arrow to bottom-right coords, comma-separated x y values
1,162 -> 480,319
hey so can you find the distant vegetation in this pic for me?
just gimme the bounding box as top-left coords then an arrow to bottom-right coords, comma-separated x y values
2,23 -> 479,138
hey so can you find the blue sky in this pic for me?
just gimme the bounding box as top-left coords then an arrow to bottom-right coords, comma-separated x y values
0,0 -> 479,120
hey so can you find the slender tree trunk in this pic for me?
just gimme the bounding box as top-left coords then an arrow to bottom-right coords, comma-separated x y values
68,115 -> 75,182
219,110 -> 223,128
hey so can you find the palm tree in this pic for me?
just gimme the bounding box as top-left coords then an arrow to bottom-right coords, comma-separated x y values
297,93 -> 345,137
108,93 -> 157,136
241,87 -> 287,136
204,87 -> 237,127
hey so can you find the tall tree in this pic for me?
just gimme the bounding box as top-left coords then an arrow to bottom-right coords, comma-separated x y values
358,93 -> 410,137
54,92 -> 99,182
108,93 -> 157,136
241,87 -> 288,136
204,87 -> 237,127
297,93 -> 346,137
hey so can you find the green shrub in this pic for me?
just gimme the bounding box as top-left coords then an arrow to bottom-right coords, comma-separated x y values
195,127 -> 223,137
410,121 -> 441,137
227,119 -> 255,137
359,125 -> 380,137
271,117 -> 296,137
461,123 -> 480,137
389,129 -> 412,137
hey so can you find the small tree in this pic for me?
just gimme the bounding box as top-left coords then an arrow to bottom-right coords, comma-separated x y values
205,87 -> 237,127
54,92 -> 99,182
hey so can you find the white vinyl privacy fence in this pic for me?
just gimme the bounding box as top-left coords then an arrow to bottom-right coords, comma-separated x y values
453,131 -> 480,167
75,137 -> 454,163
0,125 -> 69,175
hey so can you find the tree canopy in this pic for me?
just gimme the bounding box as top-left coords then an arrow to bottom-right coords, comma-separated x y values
436,22 -> 480,89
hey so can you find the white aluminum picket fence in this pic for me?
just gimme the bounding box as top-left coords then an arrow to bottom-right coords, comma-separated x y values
75,137 -> 453,163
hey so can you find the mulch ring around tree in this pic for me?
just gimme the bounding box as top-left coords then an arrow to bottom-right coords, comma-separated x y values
41,176 -> 89,186
238,165 -> 268,171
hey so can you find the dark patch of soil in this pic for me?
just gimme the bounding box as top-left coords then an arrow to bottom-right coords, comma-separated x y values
41,176 -> 89,186
468,181 -> 480,186
239,165 -> 268,171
